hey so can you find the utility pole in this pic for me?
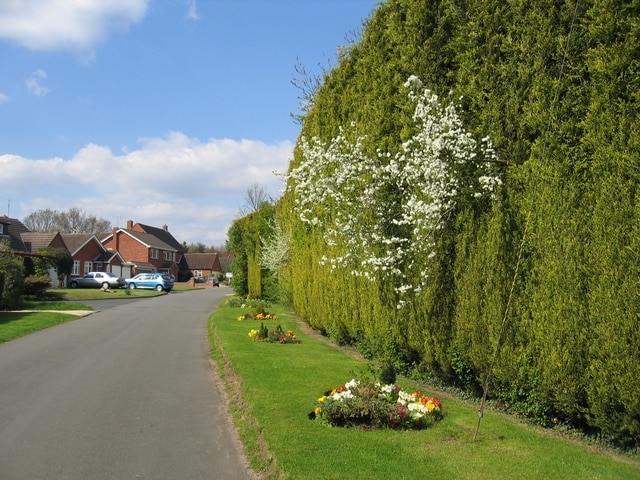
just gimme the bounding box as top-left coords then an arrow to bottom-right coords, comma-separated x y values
6,198 -> 10,217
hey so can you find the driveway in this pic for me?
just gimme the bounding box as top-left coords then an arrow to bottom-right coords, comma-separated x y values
0,289 -> 255,480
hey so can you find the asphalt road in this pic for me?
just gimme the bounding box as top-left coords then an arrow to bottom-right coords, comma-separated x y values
0,288 -> 255,480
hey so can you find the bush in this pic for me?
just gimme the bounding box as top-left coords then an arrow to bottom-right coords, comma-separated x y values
23,275 -> 51,299
0,251 -> 24,309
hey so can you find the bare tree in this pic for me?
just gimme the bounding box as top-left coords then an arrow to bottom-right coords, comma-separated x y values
22,208 -> 59,232
240,183 -> 272,215
23,207 -> 111,235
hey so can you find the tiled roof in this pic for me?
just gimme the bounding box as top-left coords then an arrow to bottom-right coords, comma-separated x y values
60,233 -> 96,255
20,232 -> 59,252
219,256 -> 233,272
183,253 -> 219,270
0,216 -> 29,251
123,230 -> 177,251
136,223 -> 184,253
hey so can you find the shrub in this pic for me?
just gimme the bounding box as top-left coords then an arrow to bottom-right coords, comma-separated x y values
23,275 -> 51,299
0,251 -> 24,309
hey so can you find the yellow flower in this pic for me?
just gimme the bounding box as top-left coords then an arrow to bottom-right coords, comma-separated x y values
317,396 -> 327,403
248,329 -> 259,339
314,407 -> 322,415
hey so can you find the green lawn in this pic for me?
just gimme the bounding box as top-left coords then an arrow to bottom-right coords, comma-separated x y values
208,300 -> 640,480
0,311 -> 82,343
42,287 -> 171,301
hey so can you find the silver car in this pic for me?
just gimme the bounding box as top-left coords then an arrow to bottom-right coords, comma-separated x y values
69,272 -> 126,289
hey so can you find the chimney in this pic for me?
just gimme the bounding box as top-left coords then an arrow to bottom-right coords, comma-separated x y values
162,224 -> 168,231
112,227 -> 119,251
126,219 -> 133,230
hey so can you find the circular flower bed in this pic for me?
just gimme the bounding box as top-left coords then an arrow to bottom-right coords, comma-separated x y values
309,379 -> 443,430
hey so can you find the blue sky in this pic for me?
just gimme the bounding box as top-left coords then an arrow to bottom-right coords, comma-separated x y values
0,0 -> 380,245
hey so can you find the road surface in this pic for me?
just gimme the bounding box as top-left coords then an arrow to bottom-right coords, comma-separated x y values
0,288 -> 255,480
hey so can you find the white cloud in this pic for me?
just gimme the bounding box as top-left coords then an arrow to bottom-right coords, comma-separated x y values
0,0 -> 148,51
0,92 -> 9,103
25,69 -> 50,96
185,0 -> 200,21
0,133 -> 293,244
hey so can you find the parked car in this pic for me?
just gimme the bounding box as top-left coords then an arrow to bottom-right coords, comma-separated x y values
125,273 -> 174,292
211,277 -> 220,287
69,272 -> 126,289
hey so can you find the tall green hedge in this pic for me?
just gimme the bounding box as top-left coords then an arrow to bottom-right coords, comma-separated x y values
227,203 -> 279,301
227,0 -> 640,447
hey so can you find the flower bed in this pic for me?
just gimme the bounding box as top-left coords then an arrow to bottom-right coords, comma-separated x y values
249,323 -> 301,344
310,379 -> 443,430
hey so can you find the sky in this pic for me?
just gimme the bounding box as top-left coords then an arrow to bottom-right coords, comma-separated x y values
0,0 -> 380,246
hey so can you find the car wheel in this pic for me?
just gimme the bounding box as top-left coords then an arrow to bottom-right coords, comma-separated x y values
155,284 -> 164,292
128,283 -> 136,289
102,282 -> 110,289
70,281 -> 78,288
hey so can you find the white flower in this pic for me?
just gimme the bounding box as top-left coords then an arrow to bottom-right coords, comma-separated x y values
331,390 -> 355,401
281,76 -> 502,308
407,402 -> 428,415
345,379 -> 359,389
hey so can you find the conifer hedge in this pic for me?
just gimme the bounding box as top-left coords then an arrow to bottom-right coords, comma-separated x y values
231,0 -> 640,447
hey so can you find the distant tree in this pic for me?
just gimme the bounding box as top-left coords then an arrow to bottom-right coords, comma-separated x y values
22,208 -> 58,232
182,242 -> 226,253
23,207 -> 111,235
239,183 -> 272,216
184,242 -> 207,253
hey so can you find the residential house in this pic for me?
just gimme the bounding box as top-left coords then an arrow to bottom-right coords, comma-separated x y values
101,219 -> 184,278
181,253 -> 223,280
19,231 -> 69,286
0,215 -> 30,251
61,233 -> 132,279
0,217 -> 74,287
218,252 -> 233,276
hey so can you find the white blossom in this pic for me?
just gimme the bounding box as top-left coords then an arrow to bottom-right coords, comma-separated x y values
279,76 -> 503,308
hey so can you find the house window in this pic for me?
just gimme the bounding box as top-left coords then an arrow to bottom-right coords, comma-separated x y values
150,248 -> 159,259
0,223 -> 5,235
72,261 -> 80,275
164,251 -> 174,261
84,261 -> 92,274
194,270 -> 202,278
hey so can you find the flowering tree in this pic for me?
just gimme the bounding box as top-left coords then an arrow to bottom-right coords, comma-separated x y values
260,218 -> 290,278
280,76 -> 502,308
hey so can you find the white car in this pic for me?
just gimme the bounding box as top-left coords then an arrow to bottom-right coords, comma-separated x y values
69,272 -> 126,289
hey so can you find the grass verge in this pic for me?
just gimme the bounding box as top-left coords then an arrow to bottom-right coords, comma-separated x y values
43,288 -> 168,301
208,299 -> 640,480
0,311 -> 81,343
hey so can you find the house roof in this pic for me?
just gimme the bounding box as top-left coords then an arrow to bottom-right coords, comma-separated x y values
102,229 -> 179,251
61,233 -> 100,255
0,216 -> 30,251
129,261 -> 156,272
136,223 -> 185,253
94,250 -> 120,263
219,256 -> 233,272
183,253 -> 219,270
19,232 -> 62,252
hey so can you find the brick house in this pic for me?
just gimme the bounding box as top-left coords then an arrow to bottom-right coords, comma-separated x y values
181,253 -> 223,280
101,219 -> 184,279
61,233 -> 131,279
